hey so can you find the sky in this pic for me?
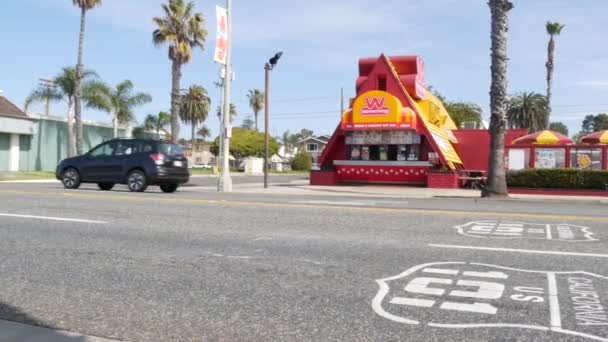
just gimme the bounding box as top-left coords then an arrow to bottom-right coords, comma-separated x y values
2,0 -> 608,139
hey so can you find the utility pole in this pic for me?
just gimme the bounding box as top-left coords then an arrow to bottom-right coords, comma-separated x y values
218,0 -> 233,192
39,78 -> 55,116
263,52 -> 283,189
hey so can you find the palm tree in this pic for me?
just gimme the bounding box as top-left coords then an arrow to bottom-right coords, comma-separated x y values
484,0 -> 514,198
545,21 -> 565,128
153,0 -> 207,143
72,0 -> 102,155
507,92 -> 548,133
86,80 -> 152,138
216,103 -> 237,123
25,67 -> 99,157
23,83 -> 62,116
144,111 -> 171,139
180,85 -> 211,146
197,125 -> 211,140
247,89 -> 265,131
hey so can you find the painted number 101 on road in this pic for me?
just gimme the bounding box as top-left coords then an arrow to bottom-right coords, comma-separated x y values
373,262 -> 608,341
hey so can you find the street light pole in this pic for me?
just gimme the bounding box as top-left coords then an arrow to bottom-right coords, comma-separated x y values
218,0 -> 233,192
263,52 -> 282,189
264,63 -> 270,188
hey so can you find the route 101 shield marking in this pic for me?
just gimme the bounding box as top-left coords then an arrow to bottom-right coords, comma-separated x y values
454,221 -> 597,242
372,262 -> 608,341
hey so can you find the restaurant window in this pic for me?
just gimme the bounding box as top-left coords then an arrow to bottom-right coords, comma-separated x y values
307,143 -> 318,152
377,76 -> 387,91
534,148 -> 566,169
570,148 -> 602,170
345,131 -> 421,162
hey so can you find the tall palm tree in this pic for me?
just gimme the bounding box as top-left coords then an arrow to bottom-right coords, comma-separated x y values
180,85 -> 211,146
86,80 -> 152,138
216,103 -> 237,123
25,67 -> 99,157
507,92 -> 548,133
72,0 -> 102,155
484,0 -> 514,198
545,21 -> 565,129
197,125 -> 211,140
247,89 -> 265,131
144,111 -> 172,139
24,83 -> 62,116
153,0 -> 207,142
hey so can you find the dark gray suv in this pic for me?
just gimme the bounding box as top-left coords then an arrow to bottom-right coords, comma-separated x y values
56,139 -> 189,193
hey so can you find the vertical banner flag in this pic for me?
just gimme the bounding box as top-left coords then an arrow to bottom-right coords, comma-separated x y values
214,6 -> 228,65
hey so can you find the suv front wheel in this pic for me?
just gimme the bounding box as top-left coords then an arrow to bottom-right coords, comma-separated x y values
127,170 -> 148,192
61,168 -> 81,189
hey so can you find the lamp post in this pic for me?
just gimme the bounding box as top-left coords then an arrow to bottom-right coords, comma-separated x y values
264,51 -> 283,189
218,0 -> 233,192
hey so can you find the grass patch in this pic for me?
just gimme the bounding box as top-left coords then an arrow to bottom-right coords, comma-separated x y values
269,170 -> 309,175
189,168 -> 214,175
0,171 -> 56,181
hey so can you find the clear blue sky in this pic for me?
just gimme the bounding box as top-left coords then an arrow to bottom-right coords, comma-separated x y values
2,0 -> 607,139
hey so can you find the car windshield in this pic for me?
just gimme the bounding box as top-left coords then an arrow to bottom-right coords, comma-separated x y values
160,143 -> 184,157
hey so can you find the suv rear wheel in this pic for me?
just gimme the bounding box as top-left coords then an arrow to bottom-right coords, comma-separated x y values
98,183 -> 114,191
127,170 -> 147,192
61,168 -> 81,189
160,184 -> 178,193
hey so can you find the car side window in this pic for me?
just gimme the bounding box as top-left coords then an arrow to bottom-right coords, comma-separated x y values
137,141 -> 154,154
115,141 -> 136,156
89,142 -> 116,157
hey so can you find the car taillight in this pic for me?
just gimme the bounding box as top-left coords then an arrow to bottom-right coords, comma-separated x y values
150,153 -> 165,165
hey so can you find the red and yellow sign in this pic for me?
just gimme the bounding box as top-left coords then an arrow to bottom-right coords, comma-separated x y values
341,91 -> 416,130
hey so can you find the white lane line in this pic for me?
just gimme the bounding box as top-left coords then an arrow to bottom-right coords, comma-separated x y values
546,224 -> 553,240
429,244 -> 608,258
0,213 -> 107,224
547,272 -> 562,329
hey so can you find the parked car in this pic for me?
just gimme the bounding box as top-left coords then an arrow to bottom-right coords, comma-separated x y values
56,139 -> 189,193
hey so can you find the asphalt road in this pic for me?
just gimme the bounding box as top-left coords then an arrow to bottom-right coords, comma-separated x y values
0,182 -> 607,341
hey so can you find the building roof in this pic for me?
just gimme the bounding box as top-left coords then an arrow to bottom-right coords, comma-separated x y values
298,136 -> 330,145
0,96 -> 30,120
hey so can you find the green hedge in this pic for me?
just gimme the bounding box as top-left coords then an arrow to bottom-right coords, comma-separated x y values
507,169 -> 608,190
291,152 -> 312,171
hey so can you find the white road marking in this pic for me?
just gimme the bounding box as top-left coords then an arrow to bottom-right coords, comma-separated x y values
429,244 -> 608,258
546,224 -> 553,240
0,213 -> 106,224
390,297 -> 435,307
547,272 -> 562,329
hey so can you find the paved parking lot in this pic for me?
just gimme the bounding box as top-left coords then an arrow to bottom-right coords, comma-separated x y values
0,182 -> 606,341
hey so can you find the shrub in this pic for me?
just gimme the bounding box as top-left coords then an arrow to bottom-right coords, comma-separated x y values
507,169 -> 608,190
291,152 -> 312,171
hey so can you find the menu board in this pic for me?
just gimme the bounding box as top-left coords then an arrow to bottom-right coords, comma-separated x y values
346,131 -> 420,145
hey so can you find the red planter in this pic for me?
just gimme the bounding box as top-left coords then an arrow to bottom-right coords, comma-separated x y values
310,170 -> 338,185
427,171 -> 460,188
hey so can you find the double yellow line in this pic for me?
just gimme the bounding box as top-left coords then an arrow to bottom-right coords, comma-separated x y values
0,189 -> 606,222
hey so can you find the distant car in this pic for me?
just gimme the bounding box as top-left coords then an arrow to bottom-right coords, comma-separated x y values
56,139 -> 189,193
190,163 -> 212,169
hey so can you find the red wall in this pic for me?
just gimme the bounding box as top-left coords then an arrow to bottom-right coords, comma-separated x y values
453,129 -> 528,171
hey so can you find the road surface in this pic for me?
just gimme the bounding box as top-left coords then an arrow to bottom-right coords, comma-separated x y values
0,182 -> 607,341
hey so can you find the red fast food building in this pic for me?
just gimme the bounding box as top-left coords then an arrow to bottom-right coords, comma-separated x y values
309,54 -> 608,188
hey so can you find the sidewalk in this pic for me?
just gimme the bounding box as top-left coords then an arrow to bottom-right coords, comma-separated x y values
0,319 -> 122,342
184,180 -> 608,204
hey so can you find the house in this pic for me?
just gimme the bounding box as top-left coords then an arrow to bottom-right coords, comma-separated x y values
298,135 -> 330,166
183,140 -> 215,165
0,95 -> 126,172
0,96 -> 36,171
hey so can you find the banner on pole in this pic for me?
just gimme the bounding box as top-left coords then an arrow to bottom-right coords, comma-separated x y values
214,6 -> 228,65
